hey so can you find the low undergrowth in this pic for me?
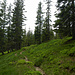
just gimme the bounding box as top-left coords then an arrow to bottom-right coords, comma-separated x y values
21,37 -> 75,75
0,37 -> 75,75
0,50 -> 36,75
24,71 -> 42,75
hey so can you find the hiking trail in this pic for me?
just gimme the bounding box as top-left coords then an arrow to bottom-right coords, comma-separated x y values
20,51 -> 46,75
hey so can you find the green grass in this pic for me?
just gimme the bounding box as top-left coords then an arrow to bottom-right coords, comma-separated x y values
0,37 -> 75,75
0,50 -> 35,75
24,71 -> 42,75
21,37 -> 75,75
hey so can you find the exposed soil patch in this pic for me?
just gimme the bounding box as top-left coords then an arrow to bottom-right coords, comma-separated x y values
15,53 -> 17,56
20,51 -> 24,54
25,56 -> 29,61
35,67 -> 46,75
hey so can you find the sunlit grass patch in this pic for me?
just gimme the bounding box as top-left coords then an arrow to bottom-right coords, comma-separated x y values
16,59 -> 33,65
24,71 -> 42,75
9,61 -> 15,65
17,59 -> 26,65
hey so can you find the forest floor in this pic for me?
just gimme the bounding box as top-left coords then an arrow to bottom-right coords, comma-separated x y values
0,37 -> 75,75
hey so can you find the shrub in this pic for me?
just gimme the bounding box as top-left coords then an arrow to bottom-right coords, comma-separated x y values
13,49 -> 15,51
9,62 -> 15,65
60,49 -> 69,54
24,71 -> 42,75
26,61 -> 33,65
17,59 -> 26,65
48,56 -> 54,62
21,47 -> 26,51
70,64 -> 75,72
34,57 -> 43,67
68,47 -> 75,57
17,59 -> 33,65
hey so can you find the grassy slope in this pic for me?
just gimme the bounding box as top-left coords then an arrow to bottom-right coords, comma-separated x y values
0,37 -> 75,75
0,50 -> 38,75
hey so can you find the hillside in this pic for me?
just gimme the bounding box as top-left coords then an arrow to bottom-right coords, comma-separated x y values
0,37 -> 75,75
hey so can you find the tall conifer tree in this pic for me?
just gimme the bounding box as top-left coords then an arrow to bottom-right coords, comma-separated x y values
42,0 -> 51,42
0,0 -> 7,54
54,0 -> 75,39
12,0 -> 25,50
34,2 -> 43,44
0,7 -> 5,55
6,4 -> 12,52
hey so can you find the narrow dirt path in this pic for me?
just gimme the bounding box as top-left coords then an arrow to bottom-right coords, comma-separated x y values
15,53 -> 17,56
24,56 -> 29,61
35,67 -> 46,75
20,51 -> 24,54
24,56 -> 46,75
20,51 -> 46,75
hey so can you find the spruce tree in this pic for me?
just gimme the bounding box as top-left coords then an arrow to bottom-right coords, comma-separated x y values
6,4 -> 12,52
34,2 -> 43,44
12,0 -> 25,50
26,28 -> 34,46
42,0 -> 51,42
21,29 -> 26,47
54,0 -> 75,39
0,8 -> 4,55
1,0 -> 7,29
0,0 -> 7,55
71,0 -> 75,39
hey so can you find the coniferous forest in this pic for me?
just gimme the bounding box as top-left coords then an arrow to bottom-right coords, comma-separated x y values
0,0 -> 75,75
